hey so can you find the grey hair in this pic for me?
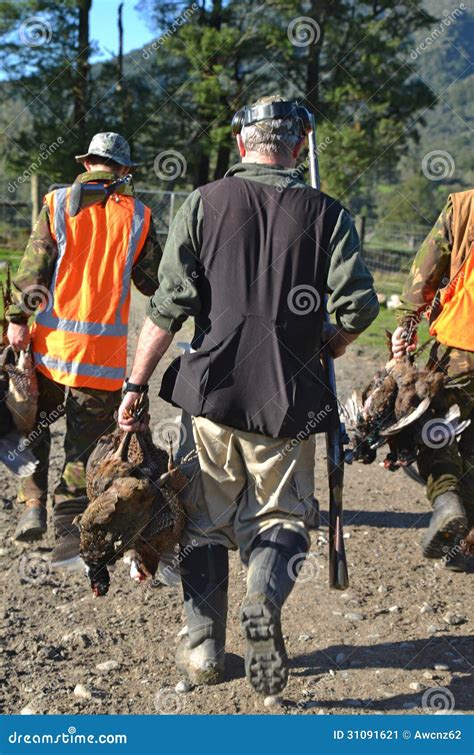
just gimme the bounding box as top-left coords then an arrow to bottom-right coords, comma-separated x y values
239,95 -> 303,158
241,119 -> 301,158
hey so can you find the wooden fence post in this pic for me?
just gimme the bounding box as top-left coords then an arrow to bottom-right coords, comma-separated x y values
31,173 -> 40,230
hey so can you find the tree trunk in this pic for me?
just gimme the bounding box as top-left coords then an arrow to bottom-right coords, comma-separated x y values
194,153 -> 210,188
73,0 -> 92,130
214,143 -> 231,180
304,2 -> 329,115
30,174 -> 40,230
117,2 -> 124,85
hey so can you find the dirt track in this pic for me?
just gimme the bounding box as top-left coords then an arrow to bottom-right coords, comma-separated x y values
1,294 -> 472,716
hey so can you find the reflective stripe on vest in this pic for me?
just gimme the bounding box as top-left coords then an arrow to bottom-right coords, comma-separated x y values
35,190 -> 145,337
33,352 -> 125,380
31,186 -> 151,390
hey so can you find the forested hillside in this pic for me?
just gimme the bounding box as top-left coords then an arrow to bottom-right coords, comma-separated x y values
0,0 -> 471,225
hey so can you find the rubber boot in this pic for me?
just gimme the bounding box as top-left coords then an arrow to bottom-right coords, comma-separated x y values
240,526 -> 309,696
176,544 -> 228,685
422,491 -> 468,559
14,499 -> 47,542
51,497 -> 88,569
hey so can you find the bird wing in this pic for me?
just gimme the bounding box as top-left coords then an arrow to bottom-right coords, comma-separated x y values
380,398 -> 431,436
343,391 -> 363,428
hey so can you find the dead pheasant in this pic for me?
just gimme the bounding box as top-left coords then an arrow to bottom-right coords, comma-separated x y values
78,416 -> 187,596
0,269 -> 38,476
345,333 -> 471,470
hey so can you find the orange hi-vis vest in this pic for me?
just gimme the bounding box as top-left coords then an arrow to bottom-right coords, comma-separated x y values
429,190 -> 474,352
30,186 -> 151,391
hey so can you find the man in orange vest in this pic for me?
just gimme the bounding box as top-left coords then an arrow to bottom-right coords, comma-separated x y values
6,133 -> 161,564
392,189 -> 474,569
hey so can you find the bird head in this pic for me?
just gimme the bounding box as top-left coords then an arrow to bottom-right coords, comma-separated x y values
86,562 -> 111,597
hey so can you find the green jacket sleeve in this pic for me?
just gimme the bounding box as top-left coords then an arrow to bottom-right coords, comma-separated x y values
132,217 -> 162,296
147,190 -> 203,332
326,209 -> 380,332
5,204 -> 57,323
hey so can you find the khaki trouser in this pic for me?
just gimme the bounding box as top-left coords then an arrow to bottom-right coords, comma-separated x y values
180,416 -> 315,563
17,371 -> 121,506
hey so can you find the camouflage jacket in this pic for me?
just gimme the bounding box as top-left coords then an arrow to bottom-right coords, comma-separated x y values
397,196 -> 474,376
6,171 -> 162,324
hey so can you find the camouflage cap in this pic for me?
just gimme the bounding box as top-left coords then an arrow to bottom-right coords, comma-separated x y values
75,132 -> 137,167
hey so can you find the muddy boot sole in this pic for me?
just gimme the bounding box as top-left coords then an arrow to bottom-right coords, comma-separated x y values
241,595 -> 288,696
423,515 -> 467,559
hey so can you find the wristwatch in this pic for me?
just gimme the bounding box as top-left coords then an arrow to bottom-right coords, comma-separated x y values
124,379 -> 148,394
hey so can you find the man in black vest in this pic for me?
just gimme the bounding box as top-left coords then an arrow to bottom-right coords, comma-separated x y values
118,96 -> 379,696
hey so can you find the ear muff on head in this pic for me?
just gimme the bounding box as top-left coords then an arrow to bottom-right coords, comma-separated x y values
231,101 -> 313,137
231,108 -> 245,136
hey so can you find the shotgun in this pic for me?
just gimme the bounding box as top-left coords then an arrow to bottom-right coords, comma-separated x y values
307,113 -> 349,590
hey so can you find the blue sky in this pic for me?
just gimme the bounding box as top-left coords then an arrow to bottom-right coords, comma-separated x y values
90,0 -> 155,61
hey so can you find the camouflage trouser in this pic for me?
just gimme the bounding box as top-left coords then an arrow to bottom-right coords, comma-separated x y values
417,377 -> 474,523
17,371 -> 121,506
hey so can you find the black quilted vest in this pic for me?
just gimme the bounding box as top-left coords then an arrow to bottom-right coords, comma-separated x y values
160,176 -> 342,438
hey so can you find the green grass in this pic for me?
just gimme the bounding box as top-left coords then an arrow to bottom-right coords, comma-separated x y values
1,252 -> 427,358
356,270 -> 429,354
